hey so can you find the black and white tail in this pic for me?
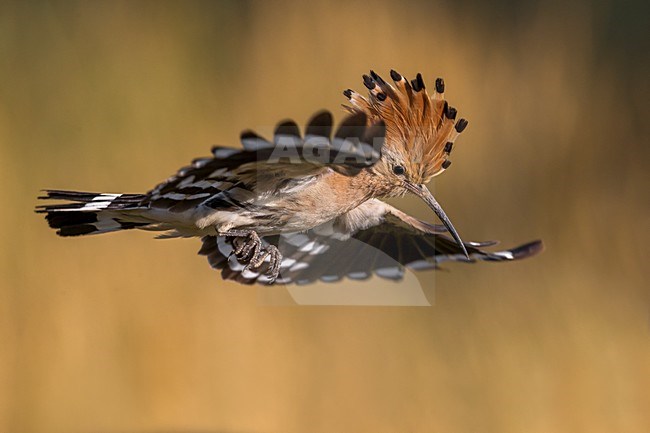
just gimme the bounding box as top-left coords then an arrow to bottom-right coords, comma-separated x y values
36,190 -> 149,236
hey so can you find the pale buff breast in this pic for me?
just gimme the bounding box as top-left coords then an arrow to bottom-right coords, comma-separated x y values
269,170 -> 373,232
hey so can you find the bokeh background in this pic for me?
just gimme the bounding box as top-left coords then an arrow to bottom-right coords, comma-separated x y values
1,0 -> 648,432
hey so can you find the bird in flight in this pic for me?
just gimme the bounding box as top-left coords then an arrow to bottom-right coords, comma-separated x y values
37,69 -> 542,285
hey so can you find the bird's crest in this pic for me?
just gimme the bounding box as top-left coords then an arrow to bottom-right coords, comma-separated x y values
342,70 -> 468,183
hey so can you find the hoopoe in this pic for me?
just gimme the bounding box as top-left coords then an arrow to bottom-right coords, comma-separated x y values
37,70 -> 543,285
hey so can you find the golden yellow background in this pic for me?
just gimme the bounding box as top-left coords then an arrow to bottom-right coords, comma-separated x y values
1,0 -> 648,432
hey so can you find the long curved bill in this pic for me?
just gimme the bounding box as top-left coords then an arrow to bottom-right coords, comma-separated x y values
404,182 -> 469,259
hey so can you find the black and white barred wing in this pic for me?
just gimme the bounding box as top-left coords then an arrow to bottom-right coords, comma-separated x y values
238,110 -> 384,176
144,110 -> 385,213
198,199 -> 544,285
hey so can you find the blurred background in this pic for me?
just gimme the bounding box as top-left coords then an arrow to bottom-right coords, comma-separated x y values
1,0 -> 648,432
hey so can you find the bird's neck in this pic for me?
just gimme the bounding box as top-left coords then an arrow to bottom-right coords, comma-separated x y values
350,168 -> 396,199
327,169 -> 390,210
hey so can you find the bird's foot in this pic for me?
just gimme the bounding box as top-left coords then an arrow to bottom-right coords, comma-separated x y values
221,229 -> 282,284
232,231 -> 261,262
243,244 -> 282,284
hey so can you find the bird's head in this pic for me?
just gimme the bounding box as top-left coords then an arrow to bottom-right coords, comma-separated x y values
343,69 -> 470,257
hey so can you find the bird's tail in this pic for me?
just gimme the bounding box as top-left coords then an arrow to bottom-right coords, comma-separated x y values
36,190 -> 150,236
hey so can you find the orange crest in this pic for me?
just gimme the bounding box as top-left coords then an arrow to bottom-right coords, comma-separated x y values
343,70 -> 468,184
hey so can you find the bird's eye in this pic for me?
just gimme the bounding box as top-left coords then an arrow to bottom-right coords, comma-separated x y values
393,165 -> 405,175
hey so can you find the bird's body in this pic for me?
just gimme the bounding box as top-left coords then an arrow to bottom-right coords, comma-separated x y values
37,70 -> 543,285
195,169 -> 373,236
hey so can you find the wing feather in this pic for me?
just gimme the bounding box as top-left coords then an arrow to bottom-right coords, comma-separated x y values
144,111 -> 385,212
199,199 -> 543,285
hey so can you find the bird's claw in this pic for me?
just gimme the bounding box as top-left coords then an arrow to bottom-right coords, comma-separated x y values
242,244 -> 282,284
226,230 -> 282,284
233,231 -> 261,261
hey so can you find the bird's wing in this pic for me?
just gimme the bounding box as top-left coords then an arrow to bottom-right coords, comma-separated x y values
198,199 -> 543,285
142,111 -> 384,213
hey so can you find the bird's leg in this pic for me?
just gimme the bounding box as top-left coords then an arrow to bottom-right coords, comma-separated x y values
219,229 -> 283,283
